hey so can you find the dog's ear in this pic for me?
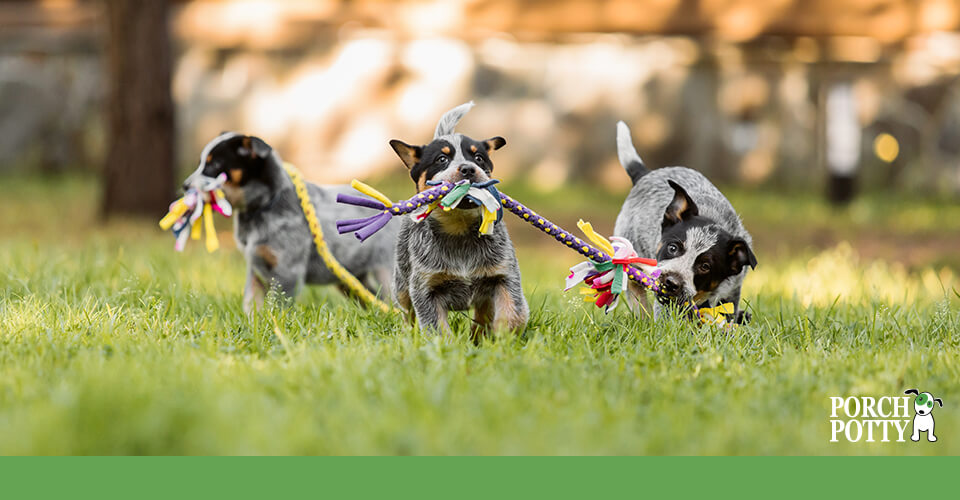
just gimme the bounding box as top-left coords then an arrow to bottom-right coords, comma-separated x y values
727,239 -> 757,273
482,136 -> 506,152
662,180 -> 699,228
237,136 -> 272,160
904,389 -> 919,396
935,398 -> 943,407
389,140 -> 422,169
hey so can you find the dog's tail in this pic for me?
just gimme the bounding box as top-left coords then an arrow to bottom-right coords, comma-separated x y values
435,101 -> 475,139
617,121 -> 649,184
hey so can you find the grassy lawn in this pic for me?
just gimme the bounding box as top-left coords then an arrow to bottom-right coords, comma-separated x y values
1,174 -> 958,455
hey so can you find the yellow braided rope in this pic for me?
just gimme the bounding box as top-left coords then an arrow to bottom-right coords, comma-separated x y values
283,163 -> 394,313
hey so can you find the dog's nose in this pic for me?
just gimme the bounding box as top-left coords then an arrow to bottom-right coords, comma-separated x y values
182,180 -> 191,191
459,165 -> 476,178
660,274 -> 681,295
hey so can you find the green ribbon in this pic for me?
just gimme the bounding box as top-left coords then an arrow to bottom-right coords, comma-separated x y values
439,183 -> 471,209
588,260 -> 626,296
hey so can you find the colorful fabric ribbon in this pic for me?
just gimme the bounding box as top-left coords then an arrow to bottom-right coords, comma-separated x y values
564,230 -> 659,313
159,172 -> 232,252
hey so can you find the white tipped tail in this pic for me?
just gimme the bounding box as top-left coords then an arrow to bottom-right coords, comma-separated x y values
616,121 -> 647,183
434,101 -> 475,139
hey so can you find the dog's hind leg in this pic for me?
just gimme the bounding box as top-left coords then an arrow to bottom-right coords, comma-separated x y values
366,265 -> 394,300
471,296 -> 494,344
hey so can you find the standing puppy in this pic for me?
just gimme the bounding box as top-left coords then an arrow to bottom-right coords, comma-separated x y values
389,102 -> 528,339
183,133 -> 397,313
613,122 -> 757,323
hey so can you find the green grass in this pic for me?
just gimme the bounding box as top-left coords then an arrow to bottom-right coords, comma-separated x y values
1,175 -> 958,455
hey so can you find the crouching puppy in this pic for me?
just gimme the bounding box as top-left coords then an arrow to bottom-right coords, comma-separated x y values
184,133 -> 398,313
389,102 -> 528,340
613,122 -> 757,323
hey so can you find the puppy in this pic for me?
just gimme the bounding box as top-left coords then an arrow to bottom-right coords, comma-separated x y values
612,122 -> 757,323
389,102 -> 528,339
183,133 -> 397,313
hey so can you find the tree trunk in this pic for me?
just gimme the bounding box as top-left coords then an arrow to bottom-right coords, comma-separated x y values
102,0 -> 174,218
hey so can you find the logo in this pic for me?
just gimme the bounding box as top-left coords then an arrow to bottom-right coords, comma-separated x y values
829,389 -> 943,443
904,389 -> 943,442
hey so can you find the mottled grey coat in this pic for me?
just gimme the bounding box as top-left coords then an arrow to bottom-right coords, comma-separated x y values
613,121 -> 755,320
184,133 -> 397,313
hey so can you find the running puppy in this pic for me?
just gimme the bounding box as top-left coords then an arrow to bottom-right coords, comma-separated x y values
183,133 -> 397,313
613,122 -> 757,323
389,102 -> 529,339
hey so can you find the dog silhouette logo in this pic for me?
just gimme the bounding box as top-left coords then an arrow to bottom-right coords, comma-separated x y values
904,389 -> 943,442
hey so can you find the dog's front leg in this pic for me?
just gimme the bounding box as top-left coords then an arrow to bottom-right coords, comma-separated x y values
624,281 -> 651,318
410,284 -> 451,335
243,269 -> 266,314
491,278 -> 528,336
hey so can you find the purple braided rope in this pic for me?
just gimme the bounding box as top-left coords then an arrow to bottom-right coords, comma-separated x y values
497,193 -> 662,295
337,181 -> 664,295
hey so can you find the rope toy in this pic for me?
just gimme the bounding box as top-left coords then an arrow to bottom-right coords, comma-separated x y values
335,179 -> 665,307
158,172 -> 232,252
336,178 -> 742,324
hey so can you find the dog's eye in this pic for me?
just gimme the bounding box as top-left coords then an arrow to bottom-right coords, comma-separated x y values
667,243 -> 680,255
474,153 -> 484,164
697,262 -> 711,274
437,156 -> 448,164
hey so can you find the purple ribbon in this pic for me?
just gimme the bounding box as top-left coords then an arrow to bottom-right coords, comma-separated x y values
336,193 -> 386,211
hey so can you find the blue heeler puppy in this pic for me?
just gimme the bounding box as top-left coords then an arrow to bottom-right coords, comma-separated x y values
389,102 -> 529,340
613,122 -> 757,323
183,133 -> 397,313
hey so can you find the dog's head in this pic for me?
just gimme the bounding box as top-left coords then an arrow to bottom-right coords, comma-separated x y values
655,180 -> 757,306
389,102 -> 505,195
905,389 -> 943,416
184,132 -> 277,210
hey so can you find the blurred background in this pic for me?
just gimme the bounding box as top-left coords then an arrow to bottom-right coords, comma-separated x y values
2,0 -> 960,270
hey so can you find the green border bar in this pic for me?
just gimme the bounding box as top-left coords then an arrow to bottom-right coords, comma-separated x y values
0,457 -> 955,498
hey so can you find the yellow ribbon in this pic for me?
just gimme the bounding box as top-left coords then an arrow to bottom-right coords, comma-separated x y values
478,207 -> 497,235
158,199 -> 189,231
698,302 -> 735,326
203,203 -> 219,252
576,219 -> 615,256
350,179 -> 393,208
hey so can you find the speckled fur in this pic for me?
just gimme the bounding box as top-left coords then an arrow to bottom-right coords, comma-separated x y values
391,103 -> 528,338
613,122 -> 755,321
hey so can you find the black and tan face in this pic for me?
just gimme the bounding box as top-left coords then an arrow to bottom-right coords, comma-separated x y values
184,132 -> 274,208
389,134 -> 505,193
655,181 -> 757,305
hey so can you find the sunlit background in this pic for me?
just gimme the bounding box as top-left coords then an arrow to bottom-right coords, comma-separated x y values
4,0 -> 960,190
